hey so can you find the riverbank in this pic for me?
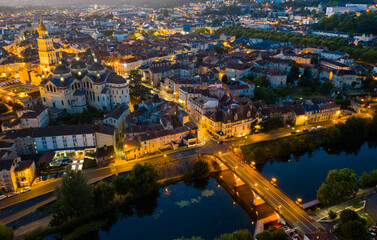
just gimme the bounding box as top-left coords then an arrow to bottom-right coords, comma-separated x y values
15,155 -> 221,239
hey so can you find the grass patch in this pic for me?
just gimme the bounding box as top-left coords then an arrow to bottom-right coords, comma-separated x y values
351,201 -> 363,209
360,214 -> 374,228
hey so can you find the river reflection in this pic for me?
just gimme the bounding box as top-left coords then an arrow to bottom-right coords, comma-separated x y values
260,141 -> 377,202
85,178 -> 253,240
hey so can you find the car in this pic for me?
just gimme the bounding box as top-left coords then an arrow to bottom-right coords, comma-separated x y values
0,195 -> 6,200
42,175 -> 47,181
7,192 -> 19,197
216,140 -> 223,144
317,125 -> 323,129
291,131 -> 297,134
310,127 -> 316,131
20,187 -> 31,193
296,130 -> 302,133
303,129 -> 309,132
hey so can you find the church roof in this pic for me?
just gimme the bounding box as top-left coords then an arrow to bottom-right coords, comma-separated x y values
53,64 -> 70,75
88,62 -> 105,71
71,61 -> 87,70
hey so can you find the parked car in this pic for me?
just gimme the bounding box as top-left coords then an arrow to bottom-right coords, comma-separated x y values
303,129 -> 309,133
310,127 -> 316,131
20,187 -> 31,193
216,140 -> 223,144
317,125 -> 323,129
7,192 -> 19,197
296,130 -> 302,133
0,195 -> 6,200
291,131 -> 296,134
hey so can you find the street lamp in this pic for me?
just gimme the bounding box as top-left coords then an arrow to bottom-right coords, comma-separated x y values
271,178 -> 277,184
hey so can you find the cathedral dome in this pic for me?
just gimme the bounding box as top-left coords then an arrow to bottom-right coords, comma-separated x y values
53,64 -> 70,75
71,61 -> 87,70
88,62 -> 105,72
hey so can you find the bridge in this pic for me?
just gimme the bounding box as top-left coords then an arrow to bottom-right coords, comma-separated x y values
218,152 -> 324,235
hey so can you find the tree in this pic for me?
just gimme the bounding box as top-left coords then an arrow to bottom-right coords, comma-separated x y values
337,220 -> 369,240
271,229 -> 285,240
103,30 -> 114,37
221,75 -> 229,84
162,9 -> 169,17
112,175 -> 133,195
215,229 -> 252,240
192,159 -> 210,180
131,163 -> 159,196
214,45 -> 226,54
320,82 -> 334,95
340,209 -> 364,224
193,27 -> 210,35
255,230 -> 272,240
50,171 -> 93,226
310,56 -> 319,65
129,70 -> 152,101
328,210 -> 337,219
93,181 -> 114,208
287,65 -> 299,84
0,223 -> 13,240
317,169 -> 358,205
0,103 -> 8,114
359,169 -> 377,188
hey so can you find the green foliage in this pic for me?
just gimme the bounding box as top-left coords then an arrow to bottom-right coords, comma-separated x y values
0,103 -> 8,114
328,210 -> 337,219
62,220 -> 107,240
319,82 -> 334,96
287,65 -> 299,84
214,229 -> 253,240
310,56 -> 319,65
193,27 -> 210,35
131,162 -> 159,197
255,230 -> 272,240
222,75 -> 229,84
214,25 -> 377,64
359,169 -> 377,188
129,70 -> 152,102
103,30 -> 114,37
50,171 -> 93,227
112,175 -> 133,195
254,87 -> 275,104
312,13 -> 377,35
252,76 -> 270,88
317,169 -> 358,205
54,109 -> 104,125
335,209 -> 369,240
214,45 -> 227,54
192,159 -> 210,180
93,181 -> 114,208
260,117 -> 284,131
337,220 -> 369,240
0,223 -> 14,240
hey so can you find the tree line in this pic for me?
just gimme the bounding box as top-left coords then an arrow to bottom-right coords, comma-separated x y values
214,25 -> 377,64
311,13 -> 377,35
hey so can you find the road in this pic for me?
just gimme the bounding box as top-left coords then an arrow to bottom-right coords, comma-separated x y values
0,145 -> 224,211
219,152 -> 323,235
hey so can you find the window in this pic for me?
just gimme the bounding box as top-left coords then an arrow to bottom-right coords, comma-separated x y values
61,100 -> 64,106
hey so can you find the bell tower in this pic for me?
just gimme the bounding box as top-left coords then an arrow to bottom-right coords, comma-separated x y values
37,18 -> 57,72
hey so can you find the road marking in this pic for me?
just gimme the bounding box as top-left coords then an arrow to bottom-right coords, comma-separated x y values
220,153 -> 320,233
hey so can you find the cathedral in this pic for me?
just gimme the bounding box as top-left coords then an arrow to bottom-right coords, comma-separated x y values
37,19 -> 130,114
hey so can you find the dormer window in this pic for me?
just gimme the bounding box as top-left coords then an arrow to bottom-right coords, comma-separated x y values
234,113 -> 238,121
78,72 -> 81,76
97,74 -> 100,77
60,77 -> 64,81
94,58 -> 98,63
247,111 -> 251,118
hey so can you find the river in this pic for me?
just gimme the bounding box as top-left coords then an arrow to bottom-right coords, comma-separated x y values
260,142 -> 377,202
